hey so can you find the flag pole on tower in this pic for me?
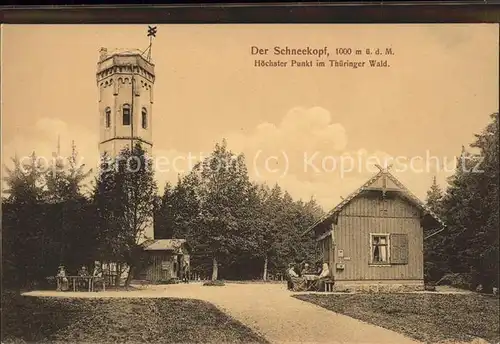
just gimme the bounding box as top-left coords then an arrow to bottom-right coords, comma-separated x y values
146,25 -> 157,62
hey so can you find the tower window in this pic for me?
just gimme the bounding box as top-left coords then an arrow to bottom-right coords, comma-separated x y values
142,108 -> 148,129
105,107 -> 111,128
123,104 -> 131,125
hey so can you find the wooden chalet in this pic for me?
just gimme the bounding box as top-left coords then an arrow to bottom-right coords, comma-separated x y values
139,239 -> 191,283
303,166 -> 445,292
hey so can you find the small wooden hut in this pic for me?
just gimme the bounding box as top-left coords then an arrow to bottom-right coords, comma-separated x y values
140,239 -> 191,283
303,167 -> 445,292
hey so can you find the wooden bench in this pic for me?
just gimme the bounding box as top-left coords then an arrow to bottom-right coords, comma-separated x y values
324,280 -> 334,292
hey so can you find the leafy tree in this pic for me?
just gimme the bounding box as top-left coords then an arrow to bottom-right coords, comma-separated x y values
153,140 -> 325,281
2,153 -> 44,287
3,152 -> 45,204
94,143 -> 158,286
155,181 -> 175,239
2,144 -> 94,287
93,153 -> 125,273
188,140 -> 253,280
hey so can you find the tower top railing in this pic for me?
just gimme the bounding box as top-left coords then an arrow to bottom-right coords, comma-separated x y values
99,47 -> 149,62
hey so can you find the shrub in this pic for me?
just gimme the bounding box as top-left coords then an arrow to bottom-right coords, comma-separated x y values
203,280 -> 225,287
436,273 -> 472,290
158,278 -> 178,285
424,284 -> 436,291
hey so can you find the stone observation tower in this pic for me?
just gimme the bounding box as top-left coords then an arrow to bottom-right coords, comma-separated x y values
96,46 -> 156,243
96,47 -> 155,158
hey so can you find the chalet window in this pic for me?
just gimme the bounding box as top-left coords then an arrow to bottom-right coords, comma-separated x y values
141,108 -> 148,129
122,104 -> 131,125
370,234 -> 389,264
105,107 -> 111,128
369,233 -> 409,265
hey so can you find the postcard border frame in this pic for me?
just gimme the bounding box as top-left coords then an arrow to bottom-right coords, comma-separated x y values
1,3 -> 500,24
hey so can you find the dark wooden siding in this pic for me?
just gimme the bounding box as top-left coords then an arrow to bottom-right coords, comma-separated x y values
143,245 -> 191,283
332,191 -> 424,281
145,252 -> 174,283
320,234 -> 334,276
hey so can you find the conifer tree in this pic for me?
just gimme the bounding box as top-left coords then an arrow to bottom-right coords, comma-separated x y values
425,176 -> 444,217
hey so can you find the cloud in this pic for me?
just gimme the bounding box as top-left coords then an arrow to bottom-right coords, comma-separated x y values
220,106 -> 456,208
152,103 -> 458,206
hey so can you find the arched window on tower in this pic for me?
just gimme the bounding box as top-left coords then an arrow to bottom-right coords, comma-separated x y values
105,107 -> 111,128
122,104 -> 131,125
141,108 -> 148,129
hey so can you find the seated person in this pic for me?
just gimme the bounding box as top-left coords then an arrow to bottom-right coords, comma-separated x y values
301,262 -> 316,276
294,262 -> 303,277
287,263 -> 309,292
56,265 -> 69,291
285,263 -> 297,290
77,265 -> 90,290
313,263 -> 331,291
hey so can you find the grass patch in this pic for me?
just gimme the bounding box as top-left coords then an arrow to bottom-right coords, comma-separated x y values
2,291 -> 269,343
226,280 -> 286,284
294,293 -> 499,343
158,278 -> 178,285
203,280 -> 226,286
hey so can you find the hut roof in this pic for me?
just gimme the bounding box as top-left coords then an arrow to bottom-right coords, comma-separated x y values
302,170 -> 446,236
143,239 -> 189,252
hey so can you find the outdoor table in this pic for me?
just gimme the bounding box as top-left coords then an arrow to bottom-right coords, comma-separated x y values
54,276 -> 106,292
91,276 -> 106,292
67,276 -> 93,292
303,274 -> 319,290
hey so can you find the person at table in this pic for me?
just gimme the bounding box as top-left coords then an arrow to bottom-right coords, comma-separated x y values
313,263 -> 331,291
92,262 -> 103,278
288,263 -> 309,291
285,263 -> 298,290
56,265 -> 69,291
78,265 -> 90,290
301,262 -> 315,276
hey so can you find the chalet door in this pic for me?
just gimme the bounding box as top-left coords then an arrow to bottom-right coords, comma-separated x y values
322,238 -> 329,263
323,236 -> 334,269
329,237 -> 334,276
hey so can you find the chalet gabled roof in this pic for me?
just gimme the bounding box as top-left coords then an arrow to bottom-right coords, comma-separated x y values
302,170 -> 446,236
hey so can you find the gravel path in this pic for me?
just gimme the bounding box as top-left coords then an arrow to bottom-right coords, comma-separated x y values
24,282 -> 421,344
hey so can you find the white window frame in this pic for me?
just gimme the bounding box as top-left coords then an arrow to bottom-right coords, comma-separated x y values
369,233 -> 391,266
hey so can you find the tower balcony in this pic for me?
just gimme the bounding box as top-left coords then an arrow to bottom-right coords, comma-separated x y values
96,47 -> 155,82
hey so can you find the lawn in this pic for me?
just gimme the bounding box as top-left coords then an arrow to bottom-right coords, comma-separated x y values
2,291 -> 269,343
294,293 -> 499,343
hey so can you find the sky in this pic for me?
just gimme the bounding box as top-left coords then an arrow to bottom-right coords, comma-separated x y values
1,24 -> 498,209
